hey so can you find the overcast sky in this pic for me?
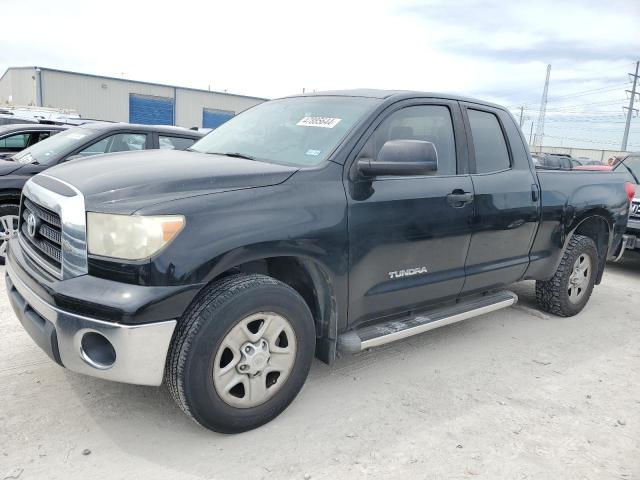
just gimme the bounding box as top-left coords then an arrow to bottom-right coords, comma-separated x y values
2,0 -> 639,151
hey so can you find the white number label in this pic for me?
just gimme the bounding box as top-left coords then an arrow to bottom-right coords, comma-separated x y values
297,116 -> 342,128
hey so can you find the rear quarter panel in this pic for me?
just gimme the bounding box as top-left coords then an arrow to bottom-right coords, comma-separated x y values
524,170 -> 629,280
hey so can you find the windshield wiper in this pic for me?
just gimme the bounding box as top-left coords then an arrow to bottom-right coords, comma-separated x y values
208,152 -> 255,161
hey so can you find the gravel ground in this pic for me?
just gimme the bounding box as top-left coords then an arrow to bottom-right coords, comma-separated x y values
1,253 -> 639,480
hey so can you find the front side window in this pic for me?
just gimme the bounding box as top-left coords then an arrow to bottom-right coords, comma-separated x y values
467,109 -> 511,173
358,105 -> 457,176
77,133 -> 148,157
0,133 -> 29,151
190,96 -> 377,167
159,135 -> 196,150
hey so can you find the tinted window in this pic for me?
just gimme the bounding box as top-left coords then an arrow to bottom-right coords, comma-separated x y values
359,105 -> 457,175
467,109 -> 510,173
0,133 -> 29,150
77,133 -> 148,157
159,135 -> 196,150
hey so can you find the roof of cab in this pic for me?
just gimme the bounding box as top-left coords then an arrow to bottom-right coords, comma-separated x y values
295,89 -> 507,111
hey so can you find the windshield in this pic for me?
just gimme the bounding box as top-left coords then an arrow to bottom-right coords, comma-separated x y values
13,126 -> 99,165
190,96 -> 377,167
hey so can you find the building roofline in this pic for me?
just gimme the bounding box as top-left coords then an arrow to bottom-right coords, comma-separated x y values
0,66 -> 268,102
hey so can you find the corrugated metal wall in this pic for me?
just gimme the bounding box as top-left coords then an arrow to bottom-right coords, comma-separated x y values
37,69 -> 263,127
41,70 -> 174,122
175,89 -> 260,128
0,68 -> 37,106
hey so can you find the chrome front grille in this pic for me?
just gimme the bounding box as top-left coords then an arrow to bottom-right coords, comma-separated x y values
19,175 -> 88,280
19,196 -> 63,277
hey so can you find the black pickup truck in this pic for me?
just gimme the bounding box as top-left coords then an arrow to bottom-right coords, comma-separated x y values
5,90 -> 633,433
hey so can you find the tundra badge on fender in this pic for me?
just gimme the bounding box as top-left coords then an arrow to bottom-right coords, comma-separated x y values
388,267 -> 429,279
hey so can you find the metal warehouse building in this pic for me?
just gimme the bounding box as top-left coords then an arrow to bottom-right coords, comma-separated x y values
0,66 -> 266,128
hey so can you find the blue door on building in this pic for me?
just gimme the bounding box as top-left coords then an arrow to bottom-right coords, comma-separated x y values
203,108 -> 234,129
129,94 -> 174,125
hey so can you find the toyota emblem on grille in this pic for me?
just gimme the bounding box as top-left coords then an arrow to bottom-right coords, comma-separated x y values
26,212 -> 38,238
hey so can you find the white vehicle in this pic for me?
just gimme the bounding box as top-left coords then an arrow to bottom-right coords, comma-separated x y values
2,106 -> 80,122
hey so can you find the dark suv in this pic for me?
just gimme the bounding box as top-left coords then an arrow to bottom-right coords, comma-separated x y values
0,123 -> 204,261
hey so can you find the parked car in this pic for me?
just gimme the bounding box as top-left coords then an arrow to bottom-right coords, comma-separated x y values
533,153 -> 574,170
0,124 -> 68,160
611,153 -> 640,251
0,122 -> 204,261
574,164 -> 612,171
5,90 -> 633,433
578,158 -> 603,166
0,114 -> 38,126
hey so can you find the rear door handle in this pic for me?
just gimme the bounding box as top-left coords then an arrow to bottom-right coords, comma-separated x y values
446,191 -> 474,207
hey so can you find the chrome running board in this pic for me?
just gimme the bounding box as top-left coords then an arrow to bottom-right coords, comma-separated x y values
338,290 -> 517,353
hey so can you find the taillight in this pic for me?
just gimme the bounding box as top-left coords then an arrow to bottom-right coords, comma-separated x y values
625,182 -> 636,203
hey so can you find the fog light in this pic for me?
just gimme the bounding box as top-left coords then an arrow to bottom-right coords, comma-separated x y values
80,332 -> 116,369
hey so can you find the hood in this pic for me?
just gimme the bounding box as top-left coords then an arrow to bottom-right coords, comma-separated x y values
42,150 -> 298,213
0,158 -> 22,175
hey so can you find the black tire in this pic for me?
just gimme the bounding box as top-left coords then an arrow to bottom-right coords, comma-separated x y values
535,234 -> 598,317
166,273 -> 315,433
0,204 -> 20,265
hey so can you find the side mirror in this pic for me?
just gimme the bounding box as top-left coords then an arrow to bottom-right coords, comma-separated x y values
357,139 -> 438,177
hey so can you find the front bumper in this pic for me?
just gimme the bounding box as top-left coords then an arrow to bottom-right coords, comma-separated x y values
6,259 -> 177,387
618,218 -> 640,254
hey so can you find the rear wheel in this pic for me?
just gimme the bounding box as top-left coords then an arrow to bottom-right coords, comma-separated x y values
535,234 -> 598,316
166,273 -> 315,433
0,204 -> 20,264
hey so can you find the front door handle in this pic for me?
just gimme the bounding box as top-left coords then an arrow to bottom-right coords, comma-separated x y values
446,190 -> 474,208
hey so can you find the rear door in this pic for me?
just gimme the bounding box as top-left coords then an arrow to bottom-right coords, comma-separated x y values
461,104 -> 540,293
346,99 -> 474,325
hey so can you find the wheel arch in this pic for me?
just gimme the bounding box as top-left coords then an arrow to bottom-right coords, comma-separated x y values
203,254 -> 341,364
564,210 -> 612,284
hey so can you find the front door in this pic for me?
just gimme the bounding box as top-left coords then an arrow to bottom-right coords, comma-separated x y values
346,101 -> 474,326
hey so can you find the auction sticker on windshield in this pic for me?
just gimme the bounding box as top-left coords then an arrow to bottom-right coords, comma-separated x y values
67,133 -> 88,140
297,116 -> 342,128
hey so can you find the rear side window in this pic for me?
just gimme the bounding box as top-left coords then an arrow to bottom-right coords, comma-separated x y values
159,135 -> 196,150
467,109 -> 510,173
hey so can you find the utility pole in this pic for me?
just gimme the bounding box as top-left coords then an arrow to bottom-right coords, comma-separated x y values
529,122 -> 535,147
621,60 -> 639,151
533,64 -> 551,150
519,105 -> 524,128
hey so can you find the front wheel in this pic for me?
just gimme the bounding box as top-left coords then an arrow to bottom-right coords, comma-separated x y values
535,234 -> 598,316
0,204 -> 20,264
166,273 -> 315,433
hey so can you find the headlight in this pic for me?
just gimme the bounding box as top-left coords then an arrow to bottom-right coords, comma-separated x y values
87,213 -> 185,260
